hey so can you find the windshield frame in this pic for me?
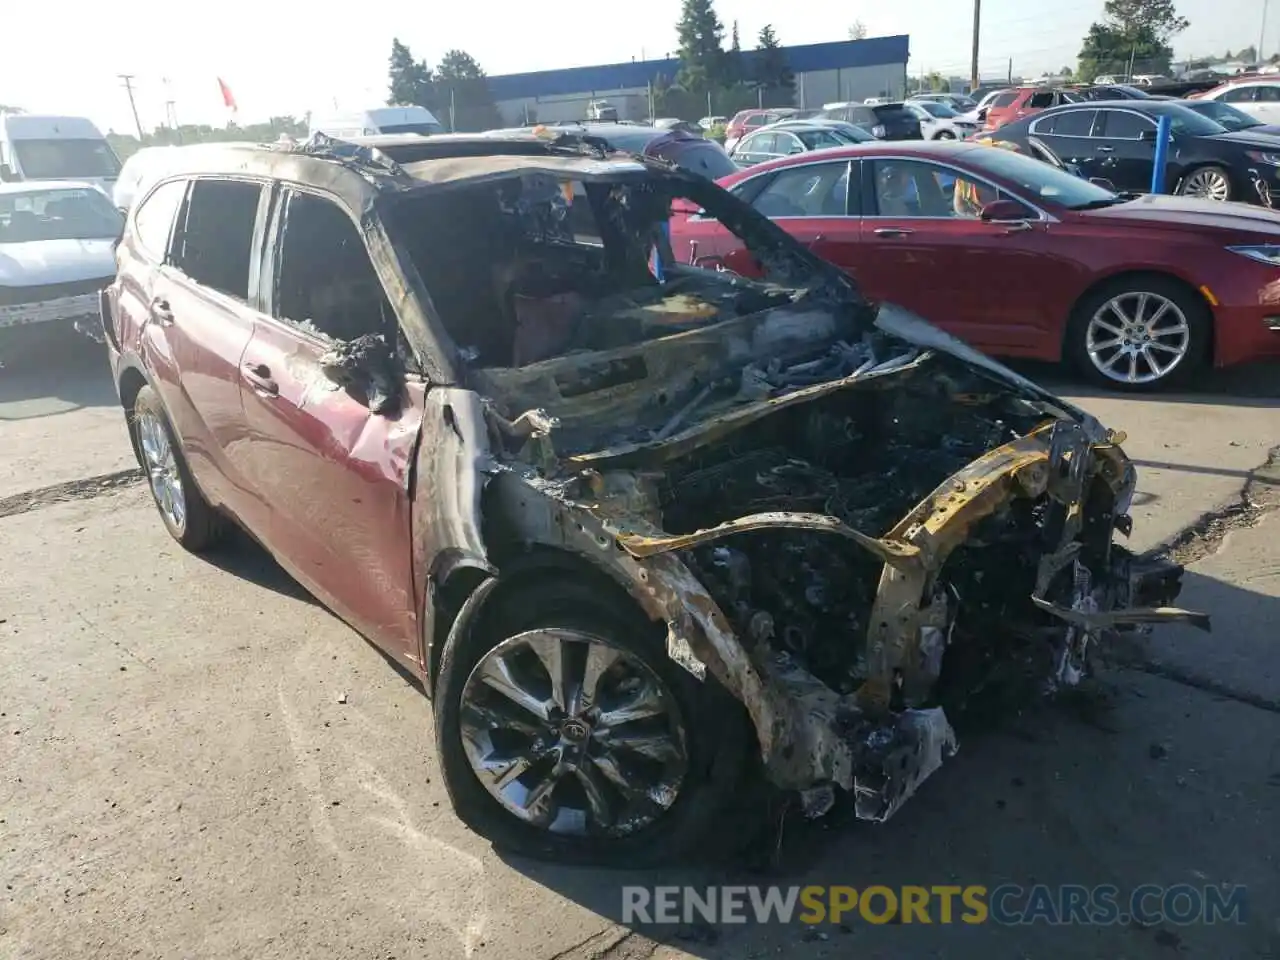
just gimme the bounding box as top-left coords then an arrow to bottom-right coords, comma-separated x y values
958,145 -> 1120,210
0,186 -> 125,243
1161,104 -> 1230,136
1182,99 -> 1262,131
10,138 -> 122,180
919,102 -> 959,118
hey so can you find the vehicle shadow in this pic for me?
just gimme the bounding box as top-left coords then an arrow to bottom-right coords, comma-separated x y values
497,568 -> 1280,959
0,331 -> 117,418
1009,358 -> 1280,405
201,526 -> 319,607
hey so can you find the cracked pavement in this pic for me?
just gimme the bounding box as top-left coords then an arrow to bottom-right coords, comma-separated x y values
2,339 -> 1278,959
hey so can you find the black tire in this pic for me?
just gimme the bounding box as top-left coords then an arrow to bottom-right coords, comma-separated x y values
434,572 -> 753,866
934,130 -> 956,140
1065,276 -> 1211,391
1176,164 -> 1233,202
130,385 -> 223,550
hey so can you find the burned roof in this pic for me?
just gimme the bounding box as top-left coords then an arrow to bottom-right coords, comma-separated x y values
399,153 -> 651,188
130,134 -> 659,214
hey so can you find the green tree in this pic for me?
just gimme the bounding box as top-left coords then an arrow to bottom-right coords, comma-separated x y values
1238,44 -> 1258,62
436,49 -> 502,131
1077,0 -> 1188,80
675,0 -> 726,94
755,25 -> 795,107
387,38 -> 436,109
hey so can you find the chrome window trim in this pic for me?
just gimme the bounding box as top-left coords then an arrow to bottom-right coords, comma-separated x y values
1029,107 -> 1099,138
861,155 -> 1058,223
727,159 -> 856,219
1094,107 -> 1156,140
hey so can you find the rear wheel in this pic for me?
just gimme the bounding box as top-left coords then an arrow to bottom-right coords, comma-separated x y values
1066,277 -> 1210,390
434,575 -> 751,866
934,130 -> 956,140
131,386 -> 223,550
1177,165 -> 1232,202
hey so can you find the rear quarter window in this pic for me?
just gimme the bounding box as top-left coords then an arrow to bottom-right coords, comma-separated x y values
992,92 -> 1018,107
132,179 -> 187,260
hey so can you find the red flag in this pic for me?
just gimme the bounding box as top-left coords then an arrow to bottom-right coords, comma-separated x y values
217,77 -> 238,112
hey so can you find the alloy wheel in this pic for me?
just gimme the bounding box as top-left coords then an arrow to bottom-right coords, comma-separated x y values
459,628 -> 688,839
1085,291 -> 1191,384
137,409 -> 186,531
1180,168 -> 1231,201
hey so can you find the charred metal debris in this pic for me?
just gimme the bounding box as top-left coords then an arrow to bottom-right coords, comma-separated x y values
320,149 -> 1210,824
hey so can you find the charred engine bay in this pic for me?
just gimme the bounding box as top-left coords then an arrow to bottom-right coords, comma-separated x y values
656,364 -> 1055,705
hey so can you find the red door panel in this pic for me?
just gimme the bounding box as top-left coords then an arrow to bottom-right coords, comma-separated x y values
857,217 -> 1069,354
237,319 -> 424,661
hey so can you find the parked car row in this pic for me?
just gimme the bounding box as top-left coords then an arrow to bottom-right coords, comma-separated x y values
669,140 -> 1280,389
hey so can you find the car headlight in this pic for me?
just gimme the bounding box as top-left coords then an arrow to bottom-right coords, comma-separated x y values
1246,150 -> 1280,166
1227,244 -> 1280,264
871,124 -> 887,137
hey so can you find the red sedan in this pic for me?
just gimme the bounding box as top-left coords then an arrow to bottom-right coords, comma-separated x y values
670,141 -> 1280,389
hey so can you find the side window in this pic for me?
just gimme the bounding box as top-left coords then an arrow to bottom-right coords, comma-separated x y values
872,159 -> 1004,219
1027,92 -> 1055,108
751,134 -> 779,154
752,162 -> 849,217
275,190 -> 391,341
172,179 -> 263,300
1034,109 -> 1097,137
992,92 -> 1018,108
850,107 -> 874,124
1221,86 -> 1257,103
1257,86 -> 1280,102
132,179 -> 187,261
777,133 -> 805,155
1099,110 -> 1153,139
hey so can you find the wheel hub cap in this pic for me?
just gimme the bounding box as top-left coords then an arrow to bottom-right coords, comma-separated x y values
1085,291 -> 1191,384
459,628 -> 689,838
137,409 -> 185,530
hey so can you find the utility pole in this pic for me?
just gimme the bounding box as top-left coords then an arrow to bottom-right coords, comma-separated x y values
1007,58 -> 1013,83
969,0 -> 982,92
1261,0 -> 1270,61
118,74 -> 144,140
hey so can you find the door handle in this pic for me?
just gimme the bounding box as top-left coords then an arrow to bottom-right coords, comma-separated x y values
1096,145 -> 1114,153
242,362 -> 279,396
874,227 -> 914,237
150,297 -> 174,325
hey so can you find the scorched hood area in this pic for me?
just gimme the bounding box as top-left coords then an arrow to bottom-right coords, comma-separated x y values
394,153 -> 1209,823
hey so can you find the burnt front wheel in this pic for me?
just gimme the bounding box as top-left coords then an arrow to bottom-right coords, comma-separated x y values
131,386 -> 223,550
1066,278 -> 1210,390
434,576 -> 750,866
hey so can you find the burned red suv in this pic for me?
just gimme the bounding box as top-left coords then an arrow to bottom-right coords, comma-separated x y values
100,133 -> 1200,865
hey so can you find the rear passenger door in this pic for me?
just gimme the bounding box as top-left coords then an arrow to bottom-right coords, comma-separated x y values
1091,108 -> 1157,191
1029,109 -> 1099,174
237,186 -> 423,659
148,176 -> 274,533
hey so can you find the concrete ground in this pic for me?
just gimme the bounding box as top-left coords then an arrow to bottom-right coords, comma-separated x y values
2,337 -> 1278,959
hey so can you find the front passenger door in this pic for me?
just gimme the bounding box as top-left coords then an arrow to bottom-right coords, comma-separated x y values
237,187 -> 424,662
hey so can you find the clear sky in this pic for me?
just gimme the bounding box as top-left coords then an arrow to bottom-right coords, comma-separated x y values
2,0 -> 1270,133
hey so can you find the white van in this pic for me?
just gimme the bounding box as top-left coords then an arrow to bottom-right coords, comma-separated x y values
0,114 -> 122,194
308,105 -> 444,139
